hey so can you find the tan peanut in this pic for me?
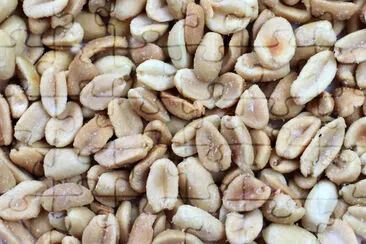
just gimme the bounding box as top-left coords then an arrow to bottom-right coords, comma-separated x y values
214,72 -> 245,109
184,2 -> 205,54
0,180 -> 46,221
82,214 -> 119,244
221,115 -> 254,171
326,149 -> 361,185
94,134 -> 153,168
172,205 -> 225,241
269,72 -> 303,119
129,145 -> 168,193
168,19 -> 191,69
129,37 -> 166,65
306,91 -> 334,117
223,174 -> 271,212
335,29 -> 366,64
302,180 -> 338,232
196,120 -> 231,172
0,218 -> 37,244
221,30 -> 249,74
254,17 -> 296,69
41,183 -> 93,212
16,56 -> 41,101
128,87 -> 170,122
194,32 -> 224,83
146,158 -> 179,212
127,213 -> 157,244
14,101 -> 50,145
300,117 -> 346,177
73,114 -> 114,156
64,207 -> 95,238
144,120 -> 172,145
276,115 -> 321,159
291,50 -> 337,105
263,223 -> 318,244
340,179 -> 366,205
225,210 -> 263,244
251,129 -> 272,170
0,94 -> 12,146
130,13 -> 169,43
269,151 -> 299,174
4,84 -> 29,119
235,85 -> 269,129
116,201 -> 139,243
178,157 -> 221,213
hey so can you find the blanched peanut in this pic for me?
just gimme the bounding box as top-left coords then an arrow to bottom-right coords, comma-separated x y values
23,0 -> 68,18
223,174 -> 271,212
235,85 -> 269,129
144,120 -> 172,145
356,61 -> 366,88
128,87 -> 170,122
263,223 -> 318,244
302,180 -> 338,232
67,36 -> 128,97
41,183 -> 93,212
306,91 -> 334,117
127,213 -> 157,244
0,15 -> 27,57
318,219 -> 358,244
0,218 -> 36,244
45,101 -> 83,147
161,91 -> 205,120
221,30 -> 249,74
291,50 -> 337,105
214,72 -> 245,109
136,59 -> 176,91
94,134 -> 153,168
116,201 -> 139,243
48,211 -> 67,232
196,120 -> 231,172
250,129 -> 272,170
16,56 -> 40,101
40,68 -> 67,117
225,210 -> 263,244
269,72 -> 303,119
111,0 -> 146,21
334,87 -> 364,117
276,115 -> 321,159
340,179 -> 366,205
80,73 -> 129,111
0,0 -> 17,24
0,95 -> 12,146
178,157 -> 221,213
95,56 -> 135,78
172,205 -> 224,241
343,205 -> 366,238
82,214 -> 119,244
41,22 -> 84,49
14,101 -> 50,145
64,207 -> 95,238
43,148 -> 90,180
129,145 -> 167,193
263,192 -> 305,224
146,0 -> 174,22
326,149 -> 361,185
168,19 -> 191,69
235,52 -> 290,82
130,14 -> 169,43
0,163 -> 15,194
200,0 -> 257,35
73,114 -> 114,156
0,180 -> 46,220
36,50 -> 72,75
300,117 -> 346,177
108,98 -> 143,138
184,2 -> 205,54
0,30 -> 15,81
146,158 -> 178,212
335,29 -> 366,64
152,229 -> 203,244
254,17 -> 296,69
4,84 -> 29,119
174,69 -> 215,109
221,116 -> 254,171
311,0 -> 360,21
129,37 -> 166,65
194,32 -> 224,83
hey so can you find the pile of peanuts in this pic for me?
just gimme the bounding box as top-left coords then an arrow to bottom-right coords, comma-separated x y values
0,0 -> 366,243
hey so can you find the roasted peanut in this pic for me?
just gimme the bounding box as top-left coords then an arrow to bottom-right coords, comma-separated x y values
168,19 -> 191,69
334,29 -> 366,64
130,14 -> 169,43
82,214 -> 119,244
334,87 -> 364,117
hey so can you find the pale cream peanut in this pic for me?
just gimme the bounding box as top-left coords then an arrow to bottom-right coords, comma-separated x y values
168,19 -> 191,69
